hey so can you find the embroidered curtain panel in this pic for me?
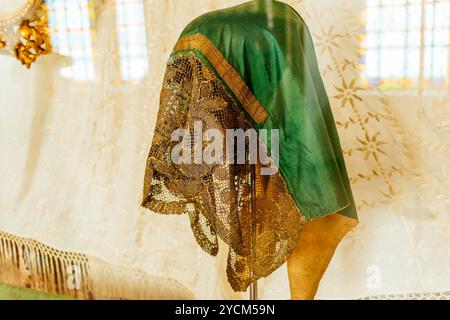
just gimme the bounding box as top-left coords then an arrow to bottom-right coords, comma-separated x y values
0,0 -> 448,299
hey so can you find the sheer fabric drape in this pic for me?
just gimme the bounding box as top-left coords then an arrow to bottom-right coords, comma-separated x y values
0,0 -> 448,299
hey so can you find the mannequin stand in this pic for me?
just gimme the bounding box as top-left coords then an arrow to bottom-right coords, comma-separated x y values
250,281 -> 258,300
249,151 -> 258,301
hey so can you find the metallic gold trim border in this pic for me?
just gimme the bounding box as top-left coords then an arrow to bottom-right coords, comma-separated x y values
174,33 -> 269,124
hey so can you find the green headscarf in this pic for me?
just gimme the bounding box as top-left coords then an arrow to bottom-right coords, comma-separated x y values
179,0 -> 357,221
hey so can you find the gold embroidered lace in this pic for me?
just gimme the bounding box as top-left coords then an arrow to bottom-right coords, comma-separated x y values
142,52 -> 306,291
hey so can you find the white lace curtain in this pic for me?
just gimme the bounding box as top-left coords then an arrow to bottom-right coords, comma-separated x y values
0,0 -> 448,299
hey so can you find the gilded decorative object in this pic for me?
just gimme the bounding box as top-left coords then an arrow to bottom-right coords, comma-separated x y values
0,1 -> 51,68
15,3 -> 51,68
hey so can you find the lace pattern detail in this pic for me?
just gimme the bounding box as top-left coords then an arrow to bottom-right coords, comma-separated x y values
359,291 -> 449,300
142,52 -> 306,291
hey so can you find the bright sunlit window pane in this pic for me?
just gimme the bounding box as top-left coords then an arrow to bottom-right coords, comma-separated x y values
47,0 -> 95,81
115,0 -> 149,81
364,0 -> 449,90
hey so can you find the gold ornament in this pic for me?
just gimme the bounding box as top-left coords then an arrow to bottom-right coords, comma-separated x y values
15,3 -> 51,68
0,36 -> 5,49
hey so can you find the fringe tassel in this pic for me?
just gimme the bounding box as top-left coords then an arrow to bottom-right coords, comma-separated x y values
0,230 -> 193,300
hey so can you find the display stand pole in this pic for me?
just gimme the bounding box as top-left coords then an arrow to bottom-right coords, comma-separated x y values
250,281 -> 258,300
249,151 -> 258,301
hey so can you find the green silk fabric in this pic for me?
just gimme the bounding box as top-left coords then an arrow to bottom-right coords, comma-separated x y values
178,0 -> 357,221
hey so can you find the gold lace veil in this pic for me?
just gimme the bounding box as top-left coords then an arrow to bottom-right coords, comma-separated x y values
142,52 -> 306,291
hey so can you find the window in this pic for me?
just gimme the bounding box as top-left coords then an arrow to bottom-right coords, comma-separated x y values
364,0 -> 449,90
48,0 -> 149,82
47,0 -> 95,81
115,0 -> 149,81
